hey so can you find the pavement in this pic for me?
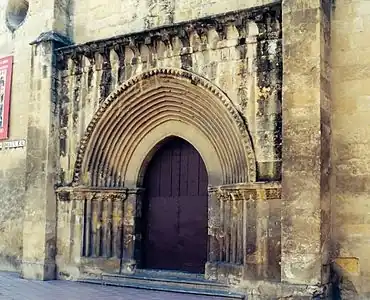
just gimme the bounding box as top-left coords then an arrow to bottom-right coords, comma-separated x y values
0,272 -> 228,300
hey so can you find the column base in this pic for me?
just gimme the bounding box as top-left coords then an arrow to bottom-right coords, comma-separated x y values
21,260 -> 56,280
205,262 -> 243,284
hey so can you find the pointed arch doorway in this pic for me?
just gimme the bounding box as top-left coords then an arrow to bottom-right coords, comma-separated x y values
141,137 -> 208,274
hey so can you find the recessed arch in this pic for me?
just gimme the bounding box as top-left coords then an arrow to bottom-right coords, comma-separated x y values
73,68 -> 256,187
127,121 -> 222,187
6,0 -> 29,31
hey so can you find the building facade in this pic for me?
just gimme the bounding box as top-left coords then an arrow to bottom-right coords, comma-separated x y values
0,0 -> 368,298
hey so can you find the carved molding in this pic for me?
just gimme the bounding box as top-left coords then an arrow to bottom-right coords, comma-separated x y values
54,4 -> 281,70
56,187 -> 143,202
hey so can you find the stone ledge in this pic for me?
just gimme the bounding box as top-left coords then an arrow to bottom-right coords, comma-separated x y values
55,2 -> 281,67
234,280 -> 331,299
30,31 -> 73,47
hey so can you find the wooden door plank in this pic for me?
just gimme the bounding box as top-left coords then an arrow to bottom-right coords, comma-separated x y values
143,138 -> 208,273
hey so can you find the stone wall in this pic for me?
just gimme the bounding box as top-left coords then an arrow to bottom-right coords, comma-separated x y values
0,0 -> 282,279
55,5 -> 282,187
54,183 -> 282,289
0,2 -> 14,55
0,0 -> 70,273
331,0 -> 370,297
71,0 -> 279,43
280,1 -> 332,293
0,1 -> 28,272
1,0 -> 370,297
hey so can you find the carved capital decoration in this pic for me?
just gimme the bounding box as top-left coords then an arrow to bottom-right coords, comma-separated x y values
210,182 -> 281,202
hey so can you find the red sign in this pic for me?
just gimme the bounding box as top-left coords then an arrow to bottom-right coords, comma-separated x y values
0,56 -> 13,140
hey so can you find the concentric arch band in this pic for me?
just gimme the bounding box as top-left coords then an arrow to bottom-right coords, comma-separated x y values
72,67 -> 257,187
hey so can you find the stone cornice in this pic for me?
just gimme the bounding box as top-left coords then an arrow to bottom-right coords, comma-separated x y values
56,186 -> 144,194
30,30 -> 73,46
55,2 -> 281,65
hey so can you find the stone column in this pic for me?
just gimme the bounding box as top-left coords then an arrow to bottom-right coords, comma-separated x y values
205,188 -> 222,281
128,188 -> 145,272
254,15 -> 282,182
281,0 -> 332,291
21,32 -> 71,280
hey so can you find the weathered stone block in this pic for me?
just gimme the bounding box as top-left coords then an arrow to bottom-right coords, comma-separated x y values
281,253 -> 322,285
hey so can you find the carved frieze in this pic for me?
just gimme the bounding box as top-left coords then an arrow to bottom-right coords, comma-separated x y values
54,4 -> 281,71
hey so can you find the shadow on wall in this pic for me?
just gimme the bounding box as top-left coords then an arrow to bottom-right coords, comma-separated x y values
0,158 -> 26,272
331,261 -> 359,300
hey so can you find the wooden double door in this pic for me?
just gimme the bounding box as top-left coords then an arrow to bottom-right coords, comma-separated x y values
142,137 -> 208,273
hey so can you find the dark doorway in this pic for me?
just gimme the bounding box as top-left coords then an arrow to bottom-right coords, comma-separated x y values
141,137 -> 208,273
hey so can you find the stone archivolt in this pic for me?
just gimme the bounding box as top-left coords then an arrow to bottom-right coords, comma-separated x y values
74,68 -> 257,187
55,3 -> 282,185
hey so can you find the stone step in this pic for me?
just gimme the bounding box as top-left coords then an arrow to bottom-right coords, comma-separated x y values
134,269 -> 205,281
79,270 -> 245,299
